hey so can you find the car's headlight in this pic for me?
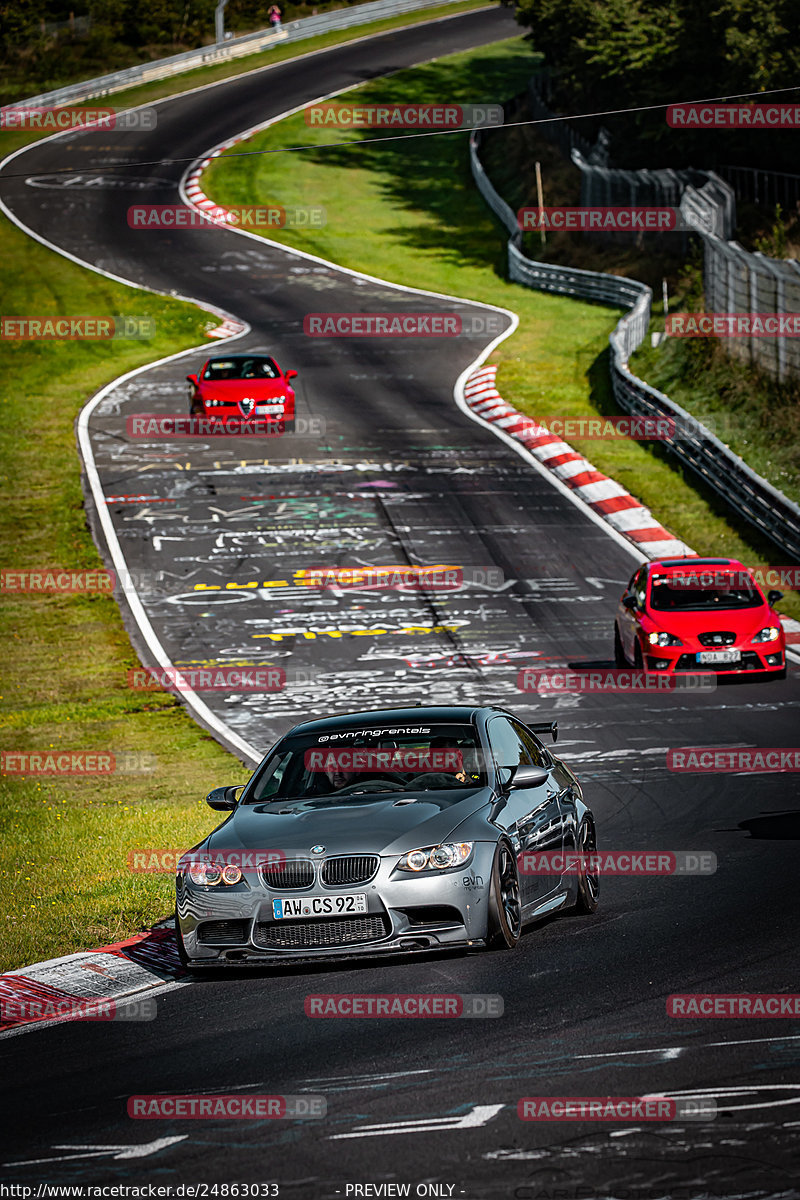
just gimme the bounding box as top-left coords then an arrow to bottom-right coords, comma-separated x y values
203,398 -> 226,407
188,861 -> 222,885
647,631 -> 683,647
185,860 -> 243,886
396,842 -> 474,872
752,625 -> 780,643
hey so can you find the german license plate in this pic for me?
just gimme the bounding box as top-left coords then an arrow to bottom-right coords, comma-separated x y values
696,650 -> 741,664
273,893 -> 367,920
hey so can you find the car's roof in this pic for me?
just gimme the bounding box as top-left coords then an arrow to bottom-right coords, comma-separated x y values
287,705 -> 485,736
649,557 -> 744,571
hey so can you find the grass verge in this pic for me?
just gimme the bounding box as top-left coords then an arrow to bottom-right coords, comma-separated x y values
203,36 -> 800,618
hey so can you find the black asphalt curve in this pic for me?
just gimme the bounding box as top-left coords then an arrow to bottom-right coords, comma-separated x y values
1,8 -> 799,1197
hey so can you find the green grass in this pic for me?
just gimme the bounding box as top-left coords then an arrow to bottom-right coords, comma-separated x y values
203,37 -> 800,619
0,214 -> 253,972
631,259 -> 800,509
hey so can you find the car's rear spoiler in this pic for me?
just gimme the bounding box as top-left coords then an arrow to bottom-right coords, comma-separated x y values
531,721 -> 558,743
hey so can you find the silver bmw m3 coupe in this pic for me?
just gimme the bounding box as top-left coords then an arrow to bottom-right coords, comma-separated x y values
175,705 -> 599,968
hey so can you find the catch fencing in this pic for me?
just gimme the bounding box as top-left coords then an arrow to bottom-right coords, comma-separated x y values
527,73 -> 798,384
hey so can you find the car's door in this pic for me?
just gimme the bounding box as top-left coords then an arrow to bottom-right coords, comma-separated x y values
619,566 -> 648,661
486,716 -> 563,907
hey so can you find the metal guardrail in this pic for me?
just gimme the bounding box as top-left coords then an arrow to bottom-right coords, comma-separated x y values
469,127 -> 800,561
7,0 -> 470,111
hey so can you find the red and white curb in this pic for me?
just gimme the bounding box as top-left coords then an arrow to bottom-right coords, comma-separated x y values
465,365 -> 693,559
0,925 -> 183,1037
184,147 -> 251,340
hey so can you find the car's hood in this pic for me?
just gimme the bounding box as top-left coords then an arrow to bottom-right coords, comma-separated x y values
204,789 -> 491,858
198,379 -> 290,398
645,603 -> 775,638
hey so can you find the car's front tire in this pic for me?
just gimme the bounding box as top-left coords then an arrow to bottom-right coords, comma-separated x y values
486,841 -> 522,950
573,819 -> 599,914
614,624 -> 626,666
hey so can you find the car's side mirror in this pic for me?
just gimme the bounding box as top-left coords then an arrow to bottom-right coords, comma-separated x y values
186,374 -> 198,386
622,594 -> 637,610
768,590 -> 783,607
285,369 -> 298,381
531,721 -> 558,743
509,765 -> 549,790
206,785 -> 241,810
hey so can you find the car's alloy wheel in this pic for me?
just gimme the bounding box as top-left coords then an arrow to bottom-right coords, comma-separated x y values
614,624 -> 626,666
487,841 -> 522,949
574,819 -> 599,913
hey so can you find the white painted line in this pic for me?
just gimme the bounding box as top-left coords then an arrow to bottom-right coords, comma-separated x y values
4,1137 -> 188,1168
329,1104 -> 505,1138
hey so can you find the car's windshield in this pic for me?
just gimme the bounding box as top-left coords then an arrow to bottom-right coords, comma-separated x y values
650,575 -> 763,611
203,357 -> 280,381
245,723 -> 487,804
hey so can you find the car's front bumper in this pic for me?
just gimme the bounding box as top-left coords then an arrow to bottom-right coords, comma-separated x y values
176,845 -> 496,966
643,645 -> 786,675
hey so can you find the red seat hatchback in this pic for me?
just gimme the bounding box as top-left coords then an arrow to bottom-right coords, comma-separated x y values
614,557 -> 786,679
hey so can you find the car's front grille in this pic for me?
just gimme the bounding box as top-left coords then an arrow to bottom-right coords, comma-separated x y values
253,914 -> 390,949
675,651 -> 762,671
321,855 -> 380,886
697,631 -> 737,647
260,858 -> 315,890
197,919 -> 249,945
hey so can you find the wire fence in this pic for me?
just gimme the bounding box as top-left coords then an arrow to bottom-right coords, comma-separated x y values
524,74 -> 798,384
717,165 -> 800,212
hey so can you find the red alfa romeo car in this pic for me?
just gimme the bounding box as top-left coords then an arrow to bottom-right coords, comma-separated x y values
187,354 -> 297,432
614,557 -> 786,678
